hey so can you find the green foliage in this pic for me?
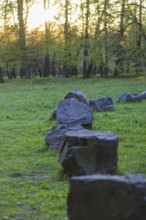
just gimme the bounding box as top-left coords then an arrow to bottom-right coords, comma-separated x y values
0,0 -> 146,77
0,77 -> 146,219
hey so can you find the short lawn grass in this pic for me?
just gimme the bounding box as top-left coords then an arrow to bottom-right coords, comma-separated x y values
0,77 -> 146,219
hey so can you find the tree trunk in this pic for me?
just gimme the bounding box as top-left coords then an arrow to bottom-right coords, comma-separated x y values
7,68 -> 16,79
83,0 -> 90,78
103,0 -> 109,78
51,54 -> 57,76
0,67 -> 4,83
43,55 -> 50,77
63,0 -> 70,77
135,0 -> 143,75
43,0 -> 51,77
17,0 -> 31,79
114,0 -> 125,76
17,0 -> 26,64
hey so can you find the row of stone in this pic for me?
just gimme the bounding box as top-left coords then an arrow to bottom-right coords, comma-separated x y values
45,90 -> 146,220
45,90 -> 115,152
45,89 -> 146,175
45,90 -> 146,152
45,90 -> 118,175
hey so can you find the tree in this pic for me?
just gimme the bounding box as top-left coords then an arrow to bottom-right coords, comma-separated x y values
82,0 -> 90,78
114,0 -> 126,76
16,0 -> 36,79
17,0 -> 31,79
0,1 -> 18,76
0,66 -> 4,83
62,0 -> 70,77
102,0 -> 110,78
132,0 -> 145,75
43,0 -> 50,77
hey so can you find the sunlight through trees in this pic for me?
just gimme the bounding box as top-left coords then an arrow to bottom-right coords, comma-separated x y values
0,0 -> 146,80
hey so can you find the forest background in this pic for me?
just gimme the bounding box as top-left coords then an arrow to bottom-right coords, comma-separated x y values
0,0 -> 146,82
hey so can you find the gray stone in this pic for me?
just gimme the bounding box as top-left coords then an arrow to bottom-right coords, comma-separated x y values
64,90 -> 89,104
118,93 -> 142,103
139,90 -> 146,99
68,174 -> 146,220
45,124 -> 84,151
59,129 -> 118,175
56,98 -> 93,128
89,96 -> 114,112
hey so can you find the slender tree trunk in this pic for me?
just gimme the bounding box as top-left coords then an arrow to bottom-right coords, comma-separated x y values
94,1 -> 104,77
103,0 -> 109,78
17,0 -> 31,79
43,0 -> 50,77
135,0 -> 143,75
4,0 -> 9,34
51,54 -> 57,76
17,0 -> 26,64
63,0 -> 70,77
83,0 -> 90,78
43,55 -> 50,77
0,67 -> 4,83
114,0 -> 126,76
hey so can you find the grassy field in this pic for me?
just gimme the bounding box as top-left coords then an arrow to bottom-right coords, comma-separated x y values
0,76 -> 146,219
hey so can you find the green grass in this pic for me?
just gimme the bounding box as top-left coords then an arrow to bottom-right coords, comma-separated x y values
0,76 -> 146,219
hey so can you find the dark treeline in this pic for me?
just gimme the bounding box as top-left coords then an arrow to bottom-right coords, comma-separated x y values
0,0 -> 146,82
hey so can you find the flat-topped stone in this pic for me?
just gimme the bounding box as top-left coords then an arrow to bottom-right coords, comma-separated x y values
89,96 -> 114,112
59,129 -> 118,176
68,174 -> 146,220
118,92 -> 142,102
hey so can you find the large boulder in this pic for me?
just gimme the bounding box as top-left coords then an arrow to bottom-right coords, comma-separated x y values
89,96 -> 114,112
118,93 -> 142,103
45,124 -> 84,151
56,98 -> 93,128
59,129 -> 118,176
68,174 -> 146,220
64,90 -> 89,104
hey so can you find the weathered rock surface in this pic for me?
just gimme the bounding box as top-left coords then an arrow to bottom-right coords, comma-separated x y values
68,174 -> 146,220
45,124 -> 84,151
56,98 -> 93,128
59,129 -> 118,175
139,90 -> 146,99
118,93 -> 142,102
89,96 -> 114,112
64,90 -> 89,104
